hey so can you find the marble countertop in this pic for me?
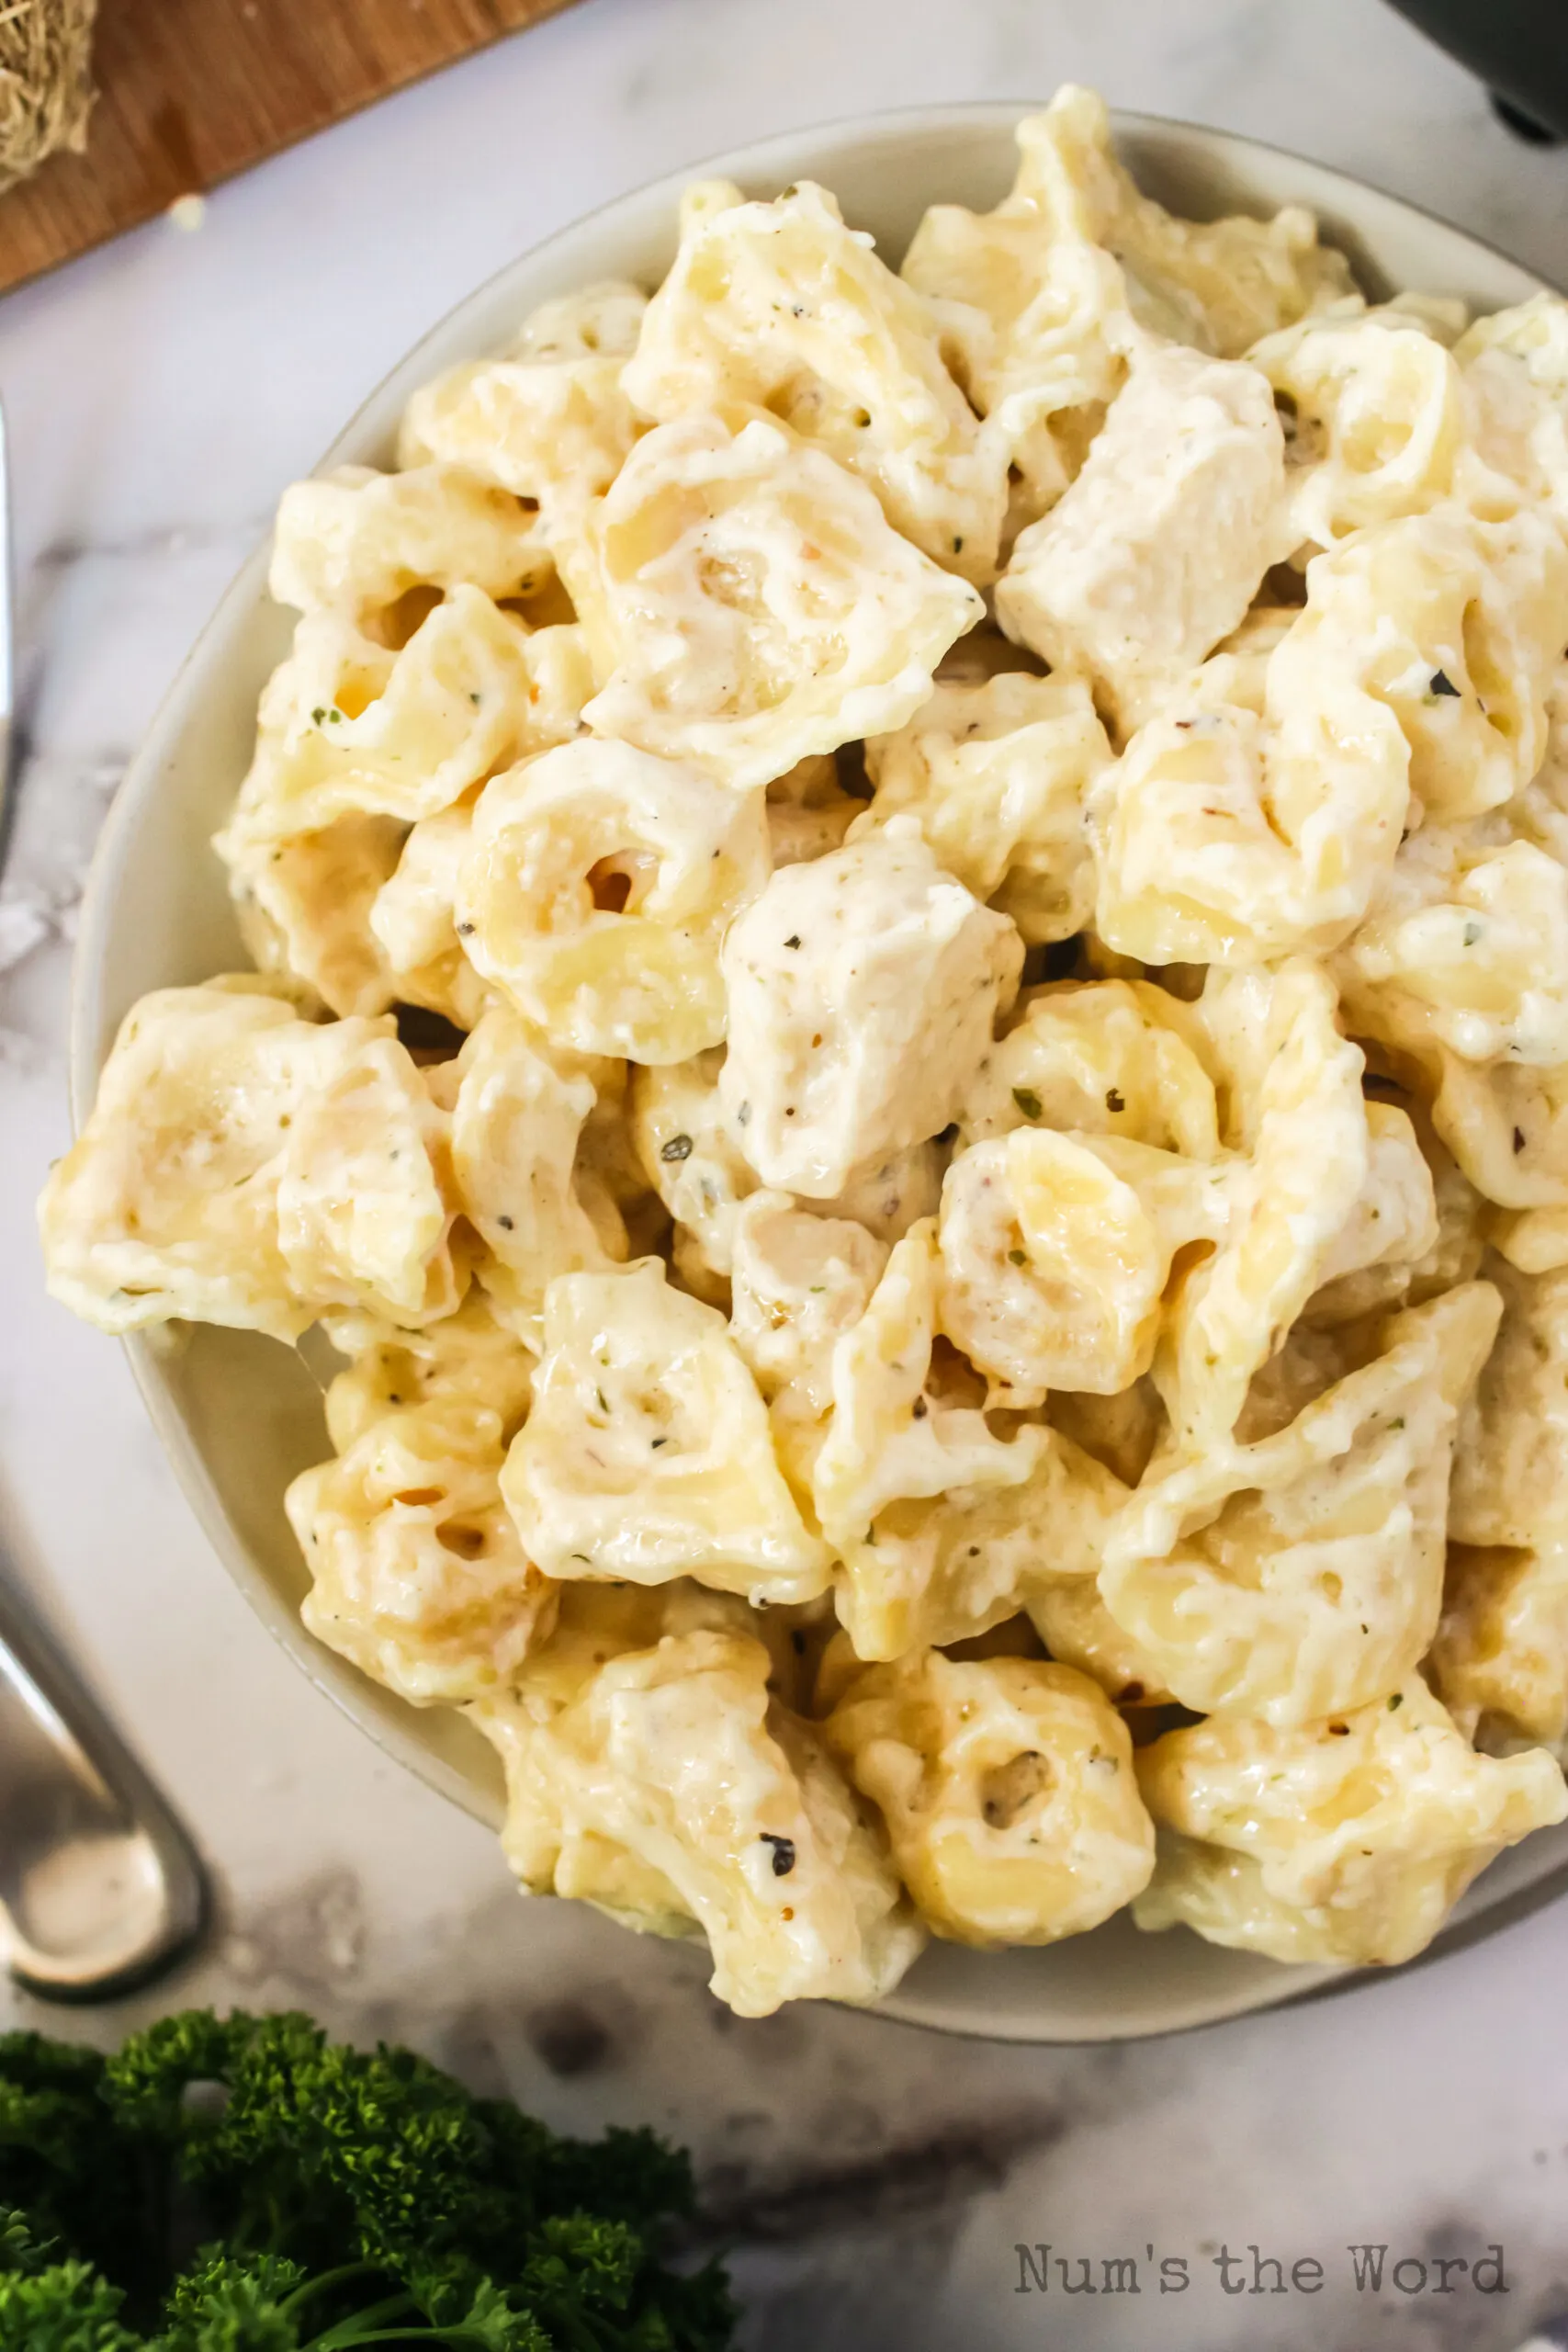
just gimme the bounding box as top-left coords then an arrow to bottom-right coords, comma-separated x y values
3,2 -> 1567,2344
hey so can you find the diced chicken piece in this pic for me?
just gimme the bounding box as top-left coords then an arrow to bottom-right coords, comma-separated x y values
720,820 -> 1022,1198
996,345 -> 1289,721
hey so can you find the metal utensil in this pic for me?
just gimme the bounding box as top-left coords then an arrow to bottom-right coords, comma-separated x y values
0,1551 -> 207,1999
0,391 -> 206,1998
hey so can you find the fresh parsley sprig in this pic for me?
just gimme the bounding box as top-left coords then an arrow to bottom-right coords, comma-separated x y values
0,2012 -> 734,2352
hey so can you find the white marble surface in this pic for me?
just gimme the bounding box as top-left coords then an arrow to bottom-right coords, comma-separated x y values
2,2 -> 1567,2344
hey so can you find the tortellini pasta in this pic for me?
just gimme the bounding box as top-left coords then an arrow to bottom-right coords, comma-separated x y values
575,410 -> 983,787
628,1047 -> 760,1276
1100,1285 -> 1501,1725
862,671 -> 1110,942
1431,1541 -> 1568,1750
1001,83 -> 1352,360
40,981 -> 460,1340
1458,293 -> 1568,532
728,1192 -> 888,1418
942,962 -> 1417,1450
624,177 -> 1008,581
1431,1254 -> 1568,1749
1154,961 -> 1375,1448
321,1286 -> 536,1452
903,85 -> 1348,515
221,594 -> 593,843
472,1580 -> 924,2015
1092,506 -> 1568,967
368,796 -> 496,1032
1339,832 -> 1568,1072
397,282 -> 646,527
289,1393 -> 556,1705
447,1008 -> 626,1344
225,811 -> 408,1021
1254,307 -> 1469,549
812,1221 -> 1047,1549
271,461 -> 553,626
1024,1573 -> 1172,1708
1134,1676 -> 1566,1965
954,978 -> 1220,1159
1337,816 -> 1568,1229
939,1127 -> 1233,1398
46,95 -> 1568,2016
506,279 -> 650,364
826,1650 -> 1155,1945
502,1258 -> 831,1603
808,1219 -> 1123,1657
1449,1259 -> 1568,1553
456,736 -> 770,1063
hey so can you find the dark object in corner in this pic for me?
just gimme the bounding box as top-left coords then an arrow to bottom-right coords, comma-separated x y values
1382,0 -> 1568,142
1491,90 -> 1563,144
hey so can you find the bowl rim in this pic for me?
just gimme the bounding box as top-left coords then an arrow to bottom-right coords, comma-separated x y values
66,96 -> 1566,2044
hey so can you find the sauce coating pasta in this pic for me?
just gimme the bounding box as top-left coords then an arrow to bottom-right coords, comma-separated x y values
41,90 -> 1568,2013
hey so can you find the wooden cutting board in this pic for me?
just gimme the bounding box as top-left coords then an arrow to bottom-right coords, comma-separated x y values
0,0 -> 580,298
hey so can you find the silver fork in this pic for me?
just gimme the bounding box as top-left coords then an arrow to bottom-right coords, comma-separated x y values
0,394 -> 208,1996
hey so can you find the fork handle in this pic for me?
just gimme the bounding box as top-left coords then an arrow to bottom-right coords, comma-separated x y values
0,1555 -> 205,1999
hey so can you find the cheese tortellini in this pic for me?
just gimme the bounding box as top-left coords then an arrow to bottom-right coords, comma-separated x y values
221,594 -> 593,845
289,1392 -> 556,1707
624,177 -> 1009,581
446,1007 -> 627,1344
472,1581 -> 923,2015
577,411 -> 983,788
457,736 -> 770,1063
224,811 -> 409,1022
826,1650 -> 1155,1945
1134,1677 -> 1566,1965
45,91 -> 1568,2015
862,671 -> 1110,942
1102,1286 -> 1501,1725
502,1258 -> 832,1604
808,1218 -> 1125,1658
271,461 -> 554,626
41,981 -> 461,1340
397,282 -> 645,526
902,83 -> 1350,515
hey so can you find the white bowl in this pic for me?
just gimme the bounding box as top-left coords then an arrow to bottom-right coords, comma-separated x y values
71,103 -> 1567,2042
